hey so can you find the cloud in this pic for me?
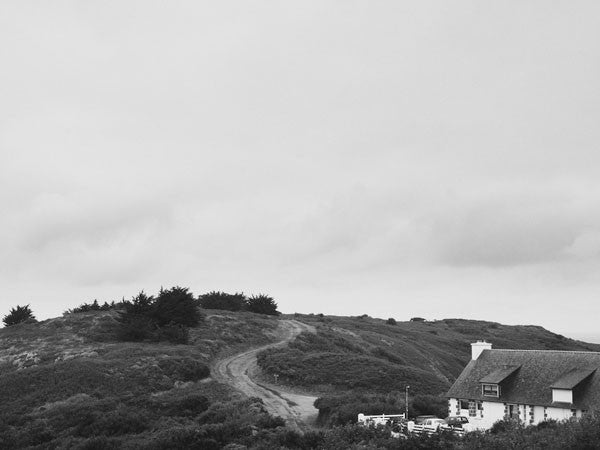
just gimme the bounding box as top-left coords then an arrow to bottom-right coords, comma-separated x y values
429,190 -> 600,267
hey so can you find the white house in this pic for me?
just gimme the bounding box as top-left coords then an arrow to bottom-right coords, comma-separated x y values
446,341 -> 600,430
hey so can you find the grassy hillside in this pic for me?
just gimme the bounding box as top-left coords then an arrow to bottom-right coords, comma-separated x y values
2,309 -> 599,448
256,314 -> 600,425
0,309 -> 284,449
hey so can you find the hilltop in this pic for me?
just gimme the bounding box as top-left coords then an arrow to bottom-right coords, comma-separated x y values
1,308 -> 598,448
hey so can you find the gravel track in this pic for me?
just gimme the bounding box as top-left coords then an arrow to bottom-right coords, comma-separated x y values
212,319 -> 318,431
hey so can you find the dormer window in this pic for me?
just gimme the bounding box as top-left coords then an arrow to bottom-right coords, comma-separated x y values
550,368 -> 595,405
479,365 -> 520,399
482,384 -> 499,397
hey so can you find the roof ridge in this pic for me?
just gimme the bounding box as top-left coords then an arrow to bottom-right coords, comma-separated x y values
491,349 -> 600,355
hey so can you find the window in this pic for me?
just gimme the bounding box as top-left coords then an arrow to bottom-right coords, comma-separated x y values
477,401 -> 484,417
482,384 -> 499,397
468,401 -> 476,417
529,405 -> 535,424
571,409 -> 577,417
460,399 -> 470,410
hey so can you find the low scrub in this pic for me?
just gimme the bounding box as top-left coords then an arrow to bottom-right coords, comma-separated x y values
198,291 -> 280,316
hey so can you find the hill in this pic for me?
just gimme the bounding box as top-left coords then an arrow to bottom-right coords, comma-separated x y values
0,309 -> 284,449
256,314 -> 600,425
1,309 -> 598,448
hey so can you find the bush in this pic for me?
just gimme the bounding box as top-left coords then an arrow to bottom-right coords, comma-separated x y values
152,287 -> 202,327
199,291 -> 248,311
314,392 -> 405,427
116,293 -> 157,341
67,300 -> 119,314
410,394 -> 448,418
157,323 -> 190,344
3,304 -> 36,326
386,318 -> 397,325
246,294 -> 280,316
116,287 -> 202,343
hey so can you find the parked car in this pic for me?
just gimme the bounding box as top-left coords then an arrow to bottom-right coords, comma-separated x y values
442,416 -> 474,432
421,418 -> 447,432
414,415 -> 439,424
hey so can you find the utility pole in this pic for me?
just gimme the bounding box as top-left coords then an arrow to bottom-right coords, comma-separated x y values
405,385 -> 410,420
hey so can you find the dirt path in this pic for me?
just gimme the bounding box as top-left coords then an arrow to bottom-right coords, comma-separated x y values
212,319 -> 318,431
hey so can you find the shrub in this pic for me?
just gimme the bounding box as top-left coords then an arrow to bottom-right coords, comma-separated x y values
152,286 -> 202,327
117,293 -> 157,342
314,393 -> 405,427
157,323 -> 190,344
386,318 -> 397,325
3,304 -> 36,326
410,394 -> 448,418
246,294 -> 280,316
199,291 -> 248,311
67,300 -> 118,314
75,407 -> 150,437
116,288 -> 202,343
158,358 -> 210,382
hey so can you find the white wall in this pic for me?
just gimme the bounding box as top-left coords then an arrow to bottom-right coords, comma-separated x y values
546,406 -> 576,421
448,398 -> 504,430
449,398 -> 580,430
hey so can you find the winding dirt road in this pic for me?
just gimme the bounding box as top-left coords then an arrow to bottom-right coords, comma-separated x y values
212,319 -> 318,431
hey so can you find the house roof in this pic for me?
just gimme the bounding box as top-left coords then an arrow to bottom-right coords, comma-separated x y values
446,349 -> 600,409
479,365 -> 520,384
551,368 -> 596,389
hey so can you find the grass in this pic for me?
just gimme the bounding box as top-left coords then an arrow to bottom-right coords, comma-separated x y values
0,308 -> 283,449
2,308 -> 600,448
258,314 -> 600,397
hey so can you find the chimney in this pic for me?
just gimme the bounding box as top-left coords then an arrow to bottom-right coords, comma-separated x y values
471,341 -> 492,360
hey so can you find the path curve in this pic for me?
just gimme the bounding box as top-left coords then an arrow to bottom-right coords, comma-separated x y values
212,319 -> 318,431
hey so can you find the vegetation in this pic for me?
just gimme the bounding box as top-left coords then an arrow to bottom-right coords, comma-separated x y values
115,287 -> 203,343
260,415 -> 600,449
258,314 -> 600,429
66,299 -> 129,314
4,300 -> 600,448
0,307 -> 283,449
199,291 -> 248,311
199,291 -> 280,315
313,392 -> 451,427
247,294 -> 280,315
2,304 -> 36,327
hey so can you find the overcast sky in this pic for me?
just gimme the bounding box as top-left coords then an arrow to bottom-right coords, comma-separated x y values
1,1 -> 600,340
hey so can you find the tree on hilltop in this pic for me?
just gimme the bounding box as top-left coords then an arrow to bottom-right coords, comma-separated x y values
152,286 -> 202,327
117,287 -> 202,343
3,304 -> 37,327
246,294 -> 280,316
198,291 -> 248,311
